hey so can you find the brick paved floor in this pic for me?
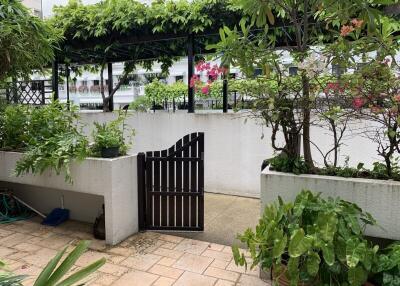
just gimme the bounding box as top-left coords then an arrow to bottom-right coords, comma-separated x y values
0,218 -> 270,286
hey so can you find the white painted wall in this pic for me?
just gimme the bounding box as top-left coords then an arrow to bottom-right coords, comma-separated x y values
78,111 -> 377,198
0,152 -> 139,245
261,170 -> 400,240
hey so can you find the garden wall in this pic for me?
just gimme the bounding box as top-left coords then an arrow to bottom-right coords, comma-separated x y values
261,169 -> 400,240
0,151 -> 139,245
79,111 -> 377,198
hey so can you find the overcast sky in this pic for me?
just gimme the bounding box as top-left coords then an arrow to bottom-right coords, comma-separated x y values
42,0 -> 102,18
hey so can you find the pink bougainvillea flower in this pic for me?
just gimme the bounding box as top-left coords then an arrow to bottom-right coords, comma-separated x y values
201,85 -> 210,95
351,18 -> 364,28
353,97 -> 364,109
340,25 -> 355,36
189,74 -> 199,88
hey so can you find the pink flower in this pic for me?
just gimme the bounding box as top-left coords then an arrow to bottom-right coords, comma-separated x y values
189,75 -> 199,88
201,85 -> 210,95
394,94 -> 400,102
353,97 -> 364,109
351,18 -> 364,28
340,25 -> 354,36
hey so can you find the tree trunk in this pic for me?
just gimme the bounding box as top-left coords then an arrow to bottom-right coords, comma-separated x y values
102,97 -> 110,112
302,75 -> 314,170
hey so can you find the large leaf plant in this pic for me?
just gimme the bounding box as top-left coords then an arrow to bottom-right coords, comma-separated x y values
233,190 -> 378,285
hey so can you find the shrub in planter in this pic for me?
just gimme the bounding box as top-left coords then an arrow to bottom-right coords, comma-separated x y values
91,112 -> 135,158
372,243 -> 400,286
233,190 -> 378,285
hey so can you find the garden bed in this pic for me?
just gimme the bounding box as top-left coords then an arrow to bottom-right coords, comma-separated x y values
261,169 -> 400,240
0,151 -> 139,245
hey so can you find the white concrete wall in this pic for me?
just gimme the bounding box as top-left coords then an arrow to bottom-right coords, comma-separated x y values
78,111 -> 377,198
0,152 -> 139,245
261,170 -> 400,240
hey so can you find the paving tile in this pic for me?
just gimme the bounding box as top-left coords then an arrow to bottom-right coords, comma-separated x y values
37,234 -> 74,250
173,253 -> 213,274
210,259 -> 230,269
226,259 -> 259,276
174,239 -> 209,255
237,274 -> 271,286
75,251 -> 110,267
215,279 -> 236,286
153,276 -> 176,286
157,234 -> 184,244
93,274 -> 119,286
207,243 -> 225,252
98,262 -> 129,276
22,248 -> 58,267
0,233 -> 30,247
148,264 -> 184,279
174,271 -> 216,286
0,229 -> 14,237
161,241 -> 177,249
113,270 -> 159,286
108,255 -> 126,264
13,264 -> 42,277
153,247 -> 184,259
202,249 -> 232,262
119,253 -> 161,271
204,266 -> 240,282
13,243 -> 42,253
0,246 -> 16,257
106,247 -> 135,257
157,257 -> 177,267
8,251 -> 30,260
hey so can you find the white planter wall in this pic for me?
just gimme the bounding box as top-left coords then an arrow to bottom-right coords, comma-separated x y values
0,151 -> 139,245
261,170 -> 400,240
79,111 -> 377,198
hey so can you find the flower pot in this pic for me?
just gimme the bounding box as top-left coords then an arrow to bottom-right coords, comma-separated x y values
101,146 -> 119,158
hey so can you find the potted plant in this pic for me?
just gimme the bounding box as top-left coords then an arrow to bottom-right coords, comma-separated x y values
233,190 -> 379,285
91,112 -> 134,158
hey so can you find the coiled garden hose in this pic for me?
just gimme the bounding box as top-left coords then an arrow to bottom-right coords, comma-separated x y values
0,192 -> 33,223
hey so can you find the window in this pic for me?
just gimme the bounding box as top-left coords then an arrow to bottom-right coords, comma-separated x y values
31,81 -> 41,91
254,68 -> 263,77
175,75 -> 183,82
93,80 -> 100,86
332,64 -> 346,77
229,73 -> 236,79
81,80 -> 88,86
289,67 -> 298,76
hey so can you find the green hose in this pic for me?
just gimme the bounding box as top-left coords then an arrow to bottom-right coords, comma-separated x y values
0,193 -> 33,223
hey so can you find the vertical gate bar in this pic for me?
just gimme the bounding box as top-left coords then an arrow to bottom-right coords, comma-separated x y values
198,132 -> 205,230
161,149 -> 168,226
183,135 -> 190,227
41,81 -> 45,105
153,151 -> 161,227
168,145 -> 175,227
146,151 -> 153,227
190,133 -> 198,227
175,139 -> 183,227
137,153 -> 146,230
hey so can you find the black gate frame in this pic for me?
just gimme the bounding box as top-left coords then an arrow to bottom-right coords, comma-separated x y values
137,132 -> 204,231
4,80 -> 53,105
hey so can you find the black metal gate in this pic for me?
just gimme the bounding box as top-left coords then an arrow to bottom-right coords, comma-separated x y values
137,132 -> 204,231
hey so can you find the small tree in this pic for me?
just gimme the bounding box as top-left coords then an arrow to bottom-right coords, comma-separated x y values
0,0 -> 59,82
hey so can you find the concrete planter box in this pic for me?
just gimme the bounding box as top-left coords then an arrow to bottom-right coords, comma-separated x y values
261,169 -> 400,240
0,151 -> 139,245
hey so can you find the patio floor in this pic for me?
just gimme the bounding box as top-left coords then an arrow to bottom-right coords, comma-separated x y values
0,218 -> 270,286
165,193 -> 261,246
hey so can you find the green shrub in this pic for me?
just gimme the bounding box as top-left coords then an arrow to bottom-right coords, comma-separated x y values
91,111 -> 135,157
0,105 -> 30,150
265,153 -> 309,174
233,190 -> 378,285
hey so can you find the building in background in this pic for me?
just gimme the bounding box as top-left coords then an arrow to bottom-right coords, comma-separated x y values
22,0 -> 42,18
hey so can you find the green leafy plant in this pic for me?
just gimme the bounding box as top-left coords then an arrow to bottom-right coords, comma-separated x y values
233,190 -> 378,285
91,112 -> 135,157
8,101 -> 89,183
373,243 -> 400,286
265,154 -> 309,175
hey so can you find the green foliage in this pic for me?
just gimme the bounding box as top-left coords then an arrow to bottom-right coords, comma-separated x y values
233,190 -> 378,285
144,79 -> 186,104
0,0 -> 60,82
0,105 -> 30,150
265,154 -> 308,175
91,112 -> 135,157
128,96 -> 152,112
32,240 -> 105,286
373,243 -> 400,286
0,101 -> 89,183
